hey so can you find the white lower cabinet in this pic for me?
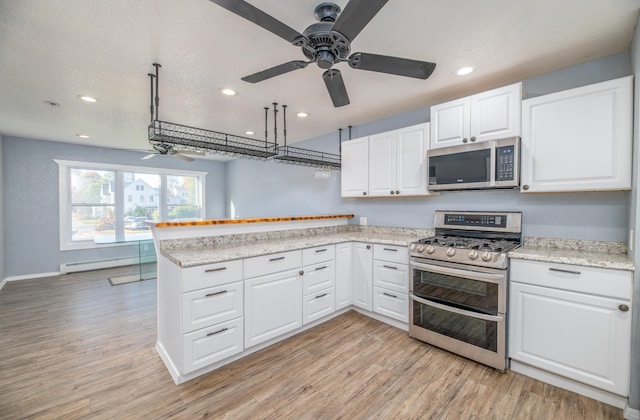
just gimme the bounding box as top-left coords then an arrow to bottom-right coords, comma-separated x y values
244,268 -> 303,348
335,242 -> 353,309
509,259 -> 632,397
303,287 -> 336,324
372,244 -> 409,322
352,242 -> 373,311
302,245 -> 336,325
182,317 -> 244,374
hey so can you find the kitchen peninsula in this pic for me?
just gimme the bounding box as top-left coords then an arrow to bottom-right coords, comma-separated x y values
150,214 -> 431,384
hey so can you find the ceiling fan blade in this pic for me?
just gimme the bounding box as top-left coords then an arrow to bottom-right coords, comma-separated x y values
208,0 -> 305,45
170,151 -> 194,162
141,153 -> 157,160
348,52 -> 436,79
331,0 -> 389,42
242,61 -> 308,83
180,150 -> 206,156
322,69 -> 350,107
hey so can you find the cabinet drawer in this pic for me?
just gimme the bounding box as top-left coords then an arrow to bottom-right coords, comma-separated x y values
181,260 -> 243,293
373,244 -> 408,264
373,287 -> 408,323
303,287 -> 335,325
181,281 -> 243,333
244,250 -> 302,279
373,260 -> 408,293
302,261 -> 335,295
302,245 -> 336,265
510,259 -> 632,299
182,317 -> 243,374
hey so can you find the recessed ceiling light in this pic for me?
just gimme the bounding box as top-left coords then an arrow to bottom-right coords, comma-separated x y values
78,95 -> 98,102
296,112 -> 309,118
455,67 -> 474,76
220,88 -> 237,96
76,134 -> 90,139
245,131 -> 254,136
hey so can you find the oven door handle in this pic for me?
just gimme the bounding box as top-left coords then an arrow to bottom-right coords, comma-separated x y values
410,294 -> 503,322
410,260 -> 505,284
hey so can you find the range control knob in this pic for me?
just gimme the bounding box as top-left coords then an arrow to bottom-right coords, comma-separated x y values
446,247 -> 456,257
468,250 -> 479,260
426,245 -> 436,254
481,251 -> 493,262
416,244 -> 426,253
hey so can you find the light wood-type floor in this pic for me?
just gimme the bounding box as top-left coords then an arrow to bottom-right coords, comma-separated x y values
0,267 -> 624,419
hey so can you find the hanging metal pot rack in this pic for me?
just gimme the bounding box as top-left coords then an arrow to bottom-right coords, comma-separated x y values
146,63 -> 341,169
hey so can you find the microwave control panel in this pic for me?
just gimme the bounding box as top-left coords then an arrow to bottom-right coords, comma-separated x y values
495,145 -> 515,181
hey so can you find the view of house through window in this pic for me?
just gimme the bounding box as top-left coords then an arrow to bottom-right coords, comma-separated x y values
58,160 -> 206,249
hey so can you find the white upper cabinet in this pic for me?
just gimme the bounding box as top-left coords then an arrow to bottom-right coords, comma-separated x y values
341,137 -> 370,197
342,123 -> 432,198
430,82 -> 522,149
520,76 -> 632,193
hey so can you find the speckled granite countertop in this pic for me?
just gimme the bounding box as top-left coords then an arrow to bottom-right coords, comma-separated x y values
508,237 -> 634,271
160,226 -> 433,268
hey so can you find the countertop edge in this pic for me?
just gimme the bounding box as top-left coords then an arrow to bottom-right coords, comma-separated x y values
508,248 -> 635,272
154,214 -> 354,229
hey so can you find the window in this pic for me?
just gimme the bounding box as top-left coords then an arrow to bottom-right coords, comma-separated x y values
56,160 -> 207,250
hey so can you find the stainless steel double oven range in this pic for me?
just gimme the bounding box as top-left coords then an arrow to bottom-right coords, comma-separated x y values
409,210 -> 522,371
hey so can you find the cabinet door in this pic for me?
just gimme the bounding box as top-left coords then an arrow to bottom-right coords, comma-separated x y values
302,261 -> 335,295
430,97 -> 470,149
509,281 -> 631,396
520,76 -> 632,192
303,287 -> 335,325
341,137 -> 370,197
396,123 -> 429,195
368,131 -> 397,197
373,286 -> 408,323
182,317 -> 244,374
335,242 -> 353,310
352,243 -> 373,311
470,82 -> 521,142
244,269 -> 303,348
181,281 -> 243,333
373,261 -> 408,294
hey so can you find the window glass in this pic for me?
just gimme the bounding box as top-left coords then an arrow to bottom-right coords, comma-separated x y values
70,169 -> 116,241
167,175 -> 200,221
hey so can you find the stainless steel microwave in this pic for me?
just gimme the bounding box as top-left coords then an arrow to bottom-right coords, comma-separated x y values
428,137 -> 520,191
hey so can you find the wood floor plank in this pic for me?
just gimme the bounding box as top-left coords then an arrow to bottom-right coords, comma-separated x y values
0,268 -> 624,419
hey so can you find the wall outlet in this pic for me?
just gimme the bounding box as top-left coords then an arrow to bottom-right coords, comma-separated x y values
360,216 -> 367,226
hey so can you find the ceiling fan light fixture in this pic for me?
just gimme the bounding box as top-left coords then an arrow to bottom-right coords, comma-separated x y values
220,88 -> 237,96
78,95 -> 98,102
455,66 -> 474,76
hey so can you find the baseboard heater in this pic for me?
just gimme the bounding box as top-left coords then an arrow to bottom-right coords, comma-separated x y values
59,257 -> 141,274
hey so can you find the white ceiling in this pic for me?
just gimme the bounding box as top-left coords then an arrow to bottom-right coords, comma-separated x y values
0,0 -> 638,155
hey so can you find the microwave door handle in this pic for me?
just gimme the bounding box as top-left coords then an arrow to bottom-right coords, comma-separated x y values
411,294 -> 503,322
489,145 -> 496,185
410,260 -> 505,284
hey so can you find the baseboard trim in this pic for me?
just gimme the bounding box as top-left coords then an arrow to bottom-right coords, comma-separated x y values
0,278 -> 6,291
4,271 -> 61,282
624,405 -> 640,420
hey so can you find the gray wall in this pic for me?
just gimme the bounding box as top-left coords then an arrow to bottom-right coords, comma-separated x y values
628,12 -> 640,411
227,53 -> 631,243
3,137 -> 227,277
0,133 -> 5,283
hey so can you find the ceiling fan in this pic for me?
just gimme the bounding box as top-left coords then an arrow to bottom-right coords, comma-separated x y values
209,0 -> 436,107
141,143 -> 204,162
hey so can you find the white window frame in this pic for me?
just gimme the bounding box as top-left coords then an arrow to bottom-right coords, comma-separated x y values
55,159 -> 207,250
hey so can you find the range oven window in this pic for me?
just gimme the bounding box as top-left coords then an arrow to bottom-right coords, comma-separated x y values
412,299 -> 498,352
413,268 -> 499,315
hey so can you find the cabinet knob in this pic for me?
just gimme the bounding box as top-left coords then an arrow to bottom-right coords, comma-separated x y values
299,270 -> 304,276
619,304 -> 629,312
396,190 -> 400,194
390,190 -> 395,195
366,245 -> 371,250
470,136 -> 476,142
462,138 -> 468,143
522,185 -> 530,191
362,191 -> 367,196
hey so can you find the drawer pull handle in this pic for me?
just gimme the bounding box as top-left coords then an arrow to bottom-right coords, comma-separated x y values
549,267 -> 581,275
619,304 -> 629,312
315,249 -> 328,253
383,248 -> 398,252
315,265 -> 328,271
205,290 -> 227,297
205,267 -> 227,273
315,293 -> 328,299
206,327 -> 228,337
269,256 -> 285,262
383,265 -> 398,270
383,292 -> 398,298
